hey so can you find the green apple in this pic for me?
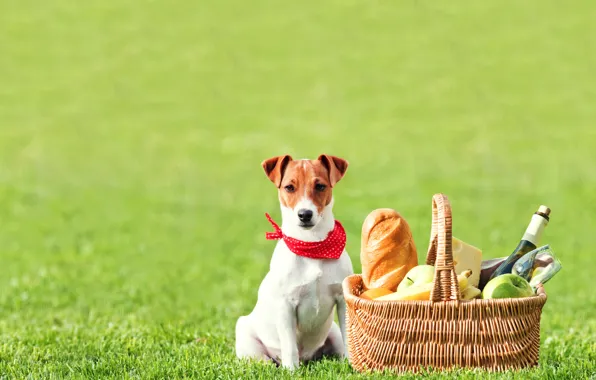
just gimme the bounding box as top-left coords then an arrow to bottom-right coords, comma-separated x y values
481,273 -> 534,299
397,265 -> 435,292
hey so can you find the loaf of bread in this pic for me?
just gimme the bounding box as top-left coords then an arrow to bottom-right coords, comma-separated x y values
360,208 -> 418,291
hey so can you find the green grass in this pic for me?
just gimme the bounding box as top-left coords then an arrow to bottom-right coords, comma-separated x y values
1,0 -> 595,378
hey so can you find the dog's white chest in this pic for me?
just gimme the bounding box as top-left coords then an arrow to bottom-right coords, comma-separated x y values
268,243 -> 348,333
293,264 -> 336,333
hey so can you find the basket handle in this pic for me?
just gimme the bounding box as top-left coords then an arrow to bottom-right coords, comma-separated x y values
425,193 -> 460,302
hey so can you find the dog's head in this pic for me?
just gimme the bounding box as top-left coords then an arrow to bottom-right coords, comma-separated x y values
261,154 -> 348,229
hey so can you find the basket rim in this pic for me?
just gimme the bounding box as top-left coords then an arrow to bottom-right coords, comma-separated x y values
342,273 -> 547,307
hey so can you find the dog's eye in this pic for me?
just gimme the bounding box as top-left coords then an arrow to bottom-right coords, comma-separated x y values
284,184 -> 295,193
315,183 -> 326,192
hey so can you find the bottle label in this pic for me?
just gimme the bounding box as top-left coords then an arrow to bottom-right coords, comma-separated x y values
522,214 -> 548,245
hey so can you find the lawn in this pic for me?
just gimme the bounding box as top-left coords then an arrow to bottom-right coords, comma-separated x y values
1,0 -> 595,378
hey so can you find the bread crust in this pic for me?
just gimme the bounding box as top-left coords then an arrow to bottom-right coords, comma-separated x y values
360,208 -> 418,290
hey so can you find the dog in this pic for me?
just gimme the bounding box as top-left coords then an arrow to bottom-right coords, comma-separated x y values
235,154 -> 354,370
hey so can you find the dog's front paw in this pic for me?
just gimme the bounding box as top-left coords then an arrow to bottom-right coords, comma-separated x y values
282,363 -> 298,371
281,356 -> 299,371
341,344 -> 351,364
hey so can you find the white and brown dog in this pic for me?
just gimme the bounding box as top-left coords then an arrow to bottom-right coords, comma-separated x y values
235,154 -> 354,370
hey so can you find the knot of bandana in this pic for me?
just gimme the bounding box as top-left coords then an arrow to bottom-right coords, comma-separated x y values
264,213 -> 346,260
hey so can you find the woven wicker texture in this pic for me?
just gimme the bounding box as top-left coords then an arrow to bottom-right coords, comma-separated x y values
342,193 -> 548,373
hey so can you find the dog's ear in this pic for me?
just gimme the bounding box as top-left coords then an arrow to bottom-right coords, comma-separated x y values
317,154 -> 348,187
261,155 -> 293,187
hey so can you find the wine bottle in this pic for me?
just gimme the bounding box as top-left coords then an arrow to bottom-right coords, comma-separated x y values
489,205 -> 551,280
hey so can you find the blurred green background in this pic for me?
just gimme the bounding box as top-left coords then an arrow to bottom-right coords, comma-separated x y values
0,1 -> 594,378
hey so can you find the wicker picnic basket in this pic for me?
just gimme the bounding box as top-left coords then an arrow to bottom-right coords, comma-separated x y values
342,193 -> 548,373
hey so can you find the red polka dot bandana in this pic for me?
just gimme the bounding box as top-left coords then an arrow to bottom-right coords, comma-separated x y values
264,213 -> 346,260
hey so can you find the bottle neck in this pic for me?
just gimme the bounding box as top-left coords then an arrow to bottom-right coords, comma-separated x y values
522,213 -> 548,245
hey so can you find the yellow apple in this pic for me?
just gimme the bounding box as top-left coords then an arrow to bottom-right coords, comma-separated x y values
396,265 -> 435,292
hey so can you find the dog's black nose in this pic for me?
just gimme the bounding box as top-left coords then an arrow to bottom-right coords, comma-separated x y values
297,209 -> 313,223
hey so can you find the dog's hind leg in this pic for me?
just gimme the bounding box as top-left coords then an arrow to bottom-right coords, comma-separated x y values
235,316 -> 274,364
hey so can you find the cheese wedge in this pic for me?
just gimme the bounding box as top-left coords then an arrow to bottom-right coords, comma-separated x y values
452,237 -> 482,288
